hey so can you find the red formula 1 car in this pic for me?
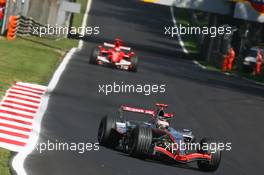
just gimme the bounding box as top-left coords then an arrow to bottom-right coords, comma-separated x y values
89,38 -> 139,72
98,103 -> 222,171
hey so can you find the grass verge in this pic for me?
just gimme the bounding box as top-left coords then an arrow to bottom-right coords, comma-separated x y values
0,37 -> 78,96
197,60 -> 264,84
72,0 -> 89,28
0,0 -> 88,172
0,148 -> 10,175
0,36 -> 78,175
173,8 -> 199,54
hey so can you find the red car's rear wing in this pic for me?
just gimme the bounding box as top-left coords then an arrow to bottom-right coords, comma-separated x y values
103,42 -> 131,51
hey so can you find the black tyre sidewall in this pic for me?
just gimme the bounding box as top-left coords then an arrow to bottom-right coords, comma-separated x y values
197,138 -> 221,172
130,55 -> 138,72
97,116 -> 119,148
90,47 -> 100,64
129,126 -> 152,157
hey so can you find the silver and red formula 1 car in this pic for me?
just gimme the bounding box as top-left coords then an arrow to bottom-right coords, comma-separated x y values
89,38 -> 138,72
98,103 -> 221,171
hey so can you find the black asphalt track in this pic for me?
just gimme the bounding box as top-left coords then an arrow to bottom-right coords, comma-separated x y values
24,0 -> 264,175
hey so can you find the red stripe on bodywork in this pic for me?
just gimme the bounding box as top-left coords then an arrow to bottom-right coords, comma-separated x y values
183,153 -> 211,161
154,146 -> 211,162
154,146 -> 175,159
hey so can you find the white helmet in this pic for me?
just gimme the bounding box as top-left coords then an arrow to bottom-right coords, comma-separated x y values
156,119 -> 169,129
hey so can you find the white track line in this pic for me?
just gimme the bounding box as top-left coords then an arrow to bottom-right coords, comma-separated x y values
12,0 -> 94,174
169,6 -> 188,54
78,0 -> 93,49
193,60 -> 207,70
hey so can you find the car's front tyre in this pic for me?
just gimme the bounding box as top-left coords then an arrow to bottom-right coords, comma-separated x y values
197,138 -> 221,171
129,55 -> 138,72
90,47 -> 100,64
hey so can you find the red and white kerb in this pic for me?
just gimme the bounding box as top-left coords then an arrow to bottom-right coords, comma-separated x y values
0,82 -> 47,152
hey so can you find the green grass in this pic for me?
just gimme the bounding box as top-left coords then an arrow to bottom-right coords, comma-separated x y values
0,36 -> 78,175
0,0 -> 88,173
72,0 -> 89,28
0,36 -> 77,175
174,8 -> 199,54
238,71 -> 264,83
0,0 -> 89,172
198,60 -> 264,83
0,37 -> 78,95
174,8 -> 191,26
198,60 -> 221,72
0,148 -> 11,175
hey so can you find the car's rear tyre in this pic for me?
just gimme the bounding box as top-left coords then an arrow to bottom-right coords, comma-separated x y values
129,126 -> 152,158
97,115 -> 119,148
130,55 -> 138,72
197,138 -> 221,171
90,47 -> 100,64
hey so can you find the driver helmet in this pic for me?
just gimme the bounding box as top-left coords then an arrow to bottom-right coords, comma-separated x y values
115,47 -> 121,52
114,38 -> 122,50
156,110 -> 169,129
156,119 -> 169,129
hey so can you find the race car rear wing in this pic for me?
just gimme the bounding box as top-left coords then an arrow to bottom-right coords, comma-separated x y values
103,42 -> 131,51
120,106 -> 174,118
121,106 -> 155,116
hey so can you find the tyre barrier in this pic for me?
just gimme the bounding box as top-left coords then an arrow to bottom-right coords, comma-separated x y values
6,15 -> 60,40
